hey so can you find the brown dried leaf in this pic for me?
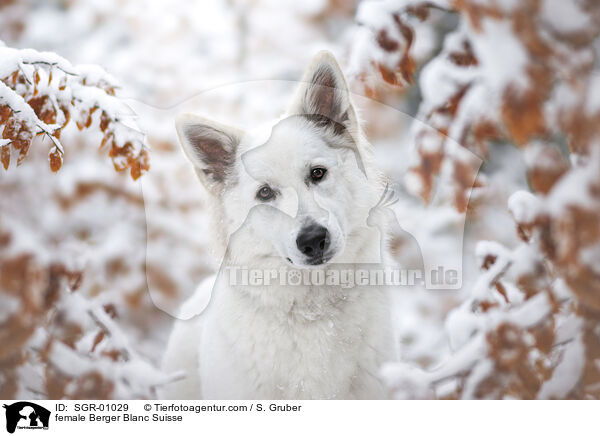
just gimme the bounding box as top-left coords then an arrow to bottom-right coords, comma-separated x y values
49,149 -> 62,172
1,145 -> 10,170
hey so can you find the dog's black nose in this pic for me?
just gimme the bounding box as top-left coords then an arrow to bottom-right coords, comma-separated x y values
296,224 -> 330,260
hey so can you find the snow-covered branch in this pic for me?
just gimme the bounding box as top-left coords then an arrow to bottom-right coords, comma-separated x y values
0,43 -> 149,178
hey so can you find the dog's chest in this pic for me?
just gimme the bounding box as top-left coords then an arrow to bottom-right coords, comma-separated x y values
199,286 -> 388,399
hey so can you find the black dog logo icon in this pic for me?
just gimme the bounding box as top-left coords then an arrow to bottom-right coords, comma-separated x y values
3,402 -> 50,433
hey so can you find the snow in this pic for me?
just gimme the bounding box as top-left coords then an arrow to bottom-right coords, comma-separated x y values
0,293 -> 20,323
500,292 -> 552,328
507,243 -> 540,281
403,169 -> 424,197
523,142 -> 564,169
468,18 -> 530,92
545,155 -> 597,216
541,0 -> 592,34
461,358 -> 494,399
538,333 -> 585,399
445,300 -> 482,350
380,361 -> 434,400
580,244 -> 600,275
50,340 -> 173,399
508,190 -> 541,224
585,73 -> 600,116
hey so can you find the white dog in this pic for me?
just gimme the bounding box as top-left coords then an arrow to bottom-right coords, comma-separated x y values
161,52 -> 397,399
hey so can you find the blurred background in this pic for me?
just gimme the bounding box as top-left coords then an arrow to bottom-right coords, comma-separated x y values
1,0 -> 599,399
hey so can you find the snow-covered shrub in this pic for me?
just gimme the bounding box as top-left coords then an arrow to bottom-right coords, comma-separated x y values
356,0 -> 600,398
0,42 -> 169,399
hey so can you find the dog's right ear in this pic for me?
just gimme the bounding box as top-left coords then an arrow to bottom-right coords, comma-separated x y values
175,114 -> 241,192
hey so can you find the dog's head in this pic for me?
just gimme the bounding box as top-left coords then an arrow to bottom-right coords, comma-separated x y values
176,52 -> 379,268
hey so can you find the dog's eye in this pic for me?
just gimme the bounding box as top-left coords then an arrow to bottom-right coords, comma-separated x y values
310,167 -> 327,182
256,185 -> 275,201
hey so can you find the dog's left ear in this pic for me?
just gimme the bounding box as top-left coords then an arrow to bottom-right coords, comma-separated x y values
290,51 -> 357,132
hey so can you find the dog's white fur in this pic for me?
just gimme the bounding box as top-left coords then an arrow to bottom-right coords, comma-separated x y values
161,52 -> 396,399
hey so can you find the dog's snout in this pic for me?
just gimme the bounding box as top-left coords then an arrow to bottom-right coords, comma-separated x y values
296,224 -> 330,261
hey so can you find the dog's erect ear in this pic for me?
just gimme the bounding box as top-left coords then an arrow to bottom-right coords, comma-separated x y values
290,51 -> 356,131
175,114 -> 241,190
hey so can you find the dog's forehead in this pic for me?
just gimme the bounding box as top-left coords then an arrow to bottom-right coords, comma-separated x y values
239,117 -> 337,180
